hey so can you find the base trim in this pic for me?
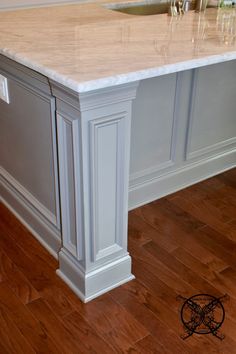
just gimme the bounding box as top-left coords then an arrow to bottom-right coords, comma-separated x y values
0,175 -> 61,258
57,269 -> 135,303
57,250 -> 135,302
129,150 -> 236,210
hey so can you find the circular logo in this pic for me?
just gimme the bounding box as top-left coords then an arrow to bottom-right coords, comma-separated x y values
179,294 -> 228,340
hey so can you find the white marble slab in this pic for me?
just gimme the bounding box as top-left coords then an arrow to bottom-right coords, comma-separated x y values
0,3 -> 236,92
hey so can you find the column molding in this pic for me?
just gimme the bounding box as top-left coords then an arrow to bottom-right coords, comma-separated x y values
50,81 -> 139,302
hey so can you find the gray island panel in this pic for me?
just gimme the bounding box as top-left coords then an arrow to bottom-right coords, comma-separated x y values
0,55 -> 235,301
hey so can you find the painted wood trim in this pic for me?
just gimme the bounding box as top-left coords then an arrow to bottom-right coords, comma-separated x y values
89,113 -> 126,262
0,175 -> 61,258
51,81 -> 139,302
185,68 -> 236,162
57,112 -> 84,260
0,56 -> 61,230
129,150 -> 236,210
0,167 -> 57,226
130,72 -> 183,185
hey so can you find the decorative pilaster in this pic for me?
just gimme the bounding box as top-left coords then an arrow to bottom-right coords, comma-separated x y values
50,81 -> 139,302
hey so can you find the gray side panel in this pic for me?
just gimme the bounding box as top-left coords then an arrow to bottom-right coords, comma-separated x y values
130,74 -> 177,175
0,56 -> 61,239
187,60 -> 236,159
0,77 -> 57,215
0,56 -> 61,254
129,61 -> 236,208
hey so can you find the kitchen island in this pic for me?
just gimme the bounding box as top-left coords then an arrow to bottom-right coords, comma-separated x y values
0,3 -> 236,302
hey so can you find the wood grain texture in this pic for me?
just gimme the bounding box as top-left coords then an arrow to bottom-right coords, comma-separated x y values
1,168 -> 236,353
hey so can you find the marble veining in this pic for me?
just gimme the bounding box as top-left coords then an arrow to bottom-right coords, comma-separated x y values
0,3 -> 236,92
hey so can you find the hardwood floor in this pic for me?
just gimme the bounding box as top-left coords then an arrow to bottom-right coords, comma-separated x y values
1,168 -> 236,353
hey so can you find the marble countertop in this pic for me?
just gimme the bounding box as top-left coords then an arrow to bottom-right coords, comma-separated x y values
0,2 -> 236,92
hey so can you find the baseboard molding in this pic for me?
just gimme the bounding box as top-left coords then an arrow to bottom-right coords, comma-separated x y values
0,172 -> 61,259
0,167 -> 58,227
57,249 -> 135,302
129,149 -> 236,210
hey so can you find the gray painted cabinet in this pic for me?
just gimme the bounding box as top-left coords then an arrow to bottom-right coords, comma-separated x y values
129,61 -> 236,208
0,55 -> 61,256
1,73 -> 56,214
187,62 -> 236,158
0,55 -> 235,301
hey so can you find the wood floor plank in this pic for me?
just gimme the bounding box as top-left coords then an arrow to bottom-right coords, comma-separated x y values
218,170 -> 236,189
27,298 -> 94,354
172,246 -> 228,285
169,194 -> 236,241
0,220 -> 55,287
110,281 -> 192,354
132,261 -> 225,351
132,198 -> 228,270
192,227 -> 236,271
0,203 -> 57,270
130,239 -> 199,297
0,282 -> 63,354
113,261 -> 236,353
0,341 -> 15,354
128,210 -> 178,252
201,225 -> 236,256
133,256 -> 186,305
187,181 -> 236,219
142,242 -> 236,343
0,247 -> 13,282
0,249 -> 40,304
63,310 -> 117,354
168,177 -> 236,212
133,334 -> 168,354
134,197 -> 205,235
1,168 -> 236,353
110,279 -> 227,354
128,211 -> 153,247
143,240 -> 223,297
0,303 -> 35,354
171,248 -> 236,327
0,221 -> 76,317
75,293 -> 149,352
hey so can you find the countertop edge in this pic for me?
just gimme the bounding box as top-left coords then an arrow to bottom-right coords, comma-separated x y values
1,47 -> 236,93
